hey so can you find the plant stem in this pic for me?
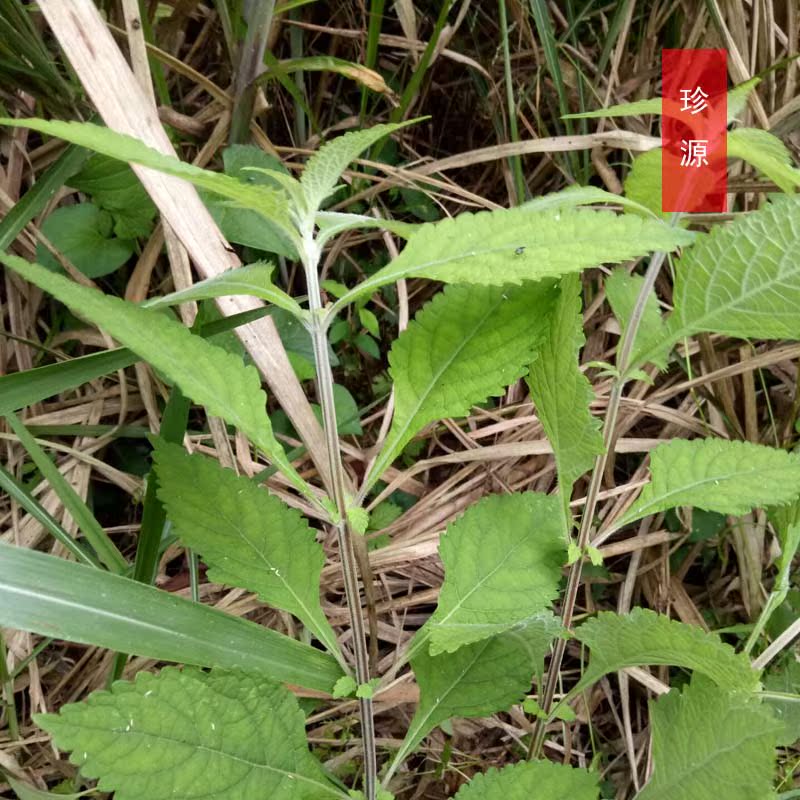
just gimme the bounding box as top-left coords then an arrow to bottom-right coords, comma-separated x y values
302,237 -> 378,800
0,632 -> 19,740
529,245 -> 672,759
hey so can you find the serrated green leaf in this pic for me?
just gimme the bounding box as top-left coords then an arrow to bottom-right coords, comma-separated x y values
153,442 -> 342,664
616,439 -> 800,528
638,677 -> 780,800
0,542 -> 342,692
527,274 -> 603,502
401,621 -> 560,769
0,255 -> 309,498
315,211 -> 419,244
332,675 -> 357,698
69,153 -> 157,238
605,267 -> 671,371
35,669 -> 345,800
342,207 -> 694,308
37,204 -> 134,278
0,118 -> 297,242
668,196 -> 800,343
574,609 -> 760,692
728,128 -> 800,194
142,261 -> 303,318
427,493 -> 565,654
367,282 -> 557,489
452,760 -> 599,800
300,122 -> 414,213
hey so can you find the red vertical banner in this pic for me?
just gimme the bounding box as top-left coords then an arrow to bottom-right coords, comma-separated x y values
662,49 -> 727,213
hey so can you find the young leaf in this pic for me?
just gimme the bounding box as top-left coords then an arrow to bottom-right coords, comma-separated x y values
397,621 -> 560,775
0,118 -> 297,241
1,255 -> 310,498
615,439 -> 800,529
727,128 -> 800,194
142,261 -> 303,318
340,207 -> 694,308
527,274 -> 604,505
367,281 -> 558,489
452,760 -> 599,800
574,609 -> 760,692
426,493 -> 565,654
0,542 -> 342,692
668,195 -> 800,343
605,267 -> 671,371
637,677 -> 780,800
522,184 -> 657,217
36,669 -> 346,800
299,121 -> 413,214
153,442 -> 342,663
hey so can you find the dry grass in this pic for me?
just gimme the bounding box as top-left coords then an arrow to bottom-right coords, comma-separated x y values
1,0 -> 799,797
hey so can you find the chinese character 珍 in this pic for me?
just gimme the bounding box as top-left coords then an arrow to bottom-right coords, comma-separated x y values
680,139 -> 709,168
679,86 -> 709,115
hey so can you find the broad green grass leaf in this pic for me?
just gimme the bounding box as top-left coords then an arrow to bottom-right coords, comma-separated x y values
605,268 -> 671,371
142,261 -> 303,318
727,128 -> 800,194
668,195 -> 800,342
37,204 -> 134,278
300,121 -> 412,213
452,760 -> 599,800
427,493 -> 565,654
399,621 -> 560,772
345,207 -> 693,307
153,442 -> 342,664
616,439 -> 800,528
36,669 -> 345,800
367,282 -> 557,488
527,274 -> 604,501
69,153 -> 157,238
575,609 -> 760,692
1,255 -> 309,497
638,677 -> 780,800
0,542 -> 342,692
0,118 -> 296,240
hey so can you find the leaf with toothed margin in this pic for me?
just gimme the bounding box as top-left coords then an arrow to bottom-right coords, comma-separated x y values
574,609 -> 761,692
339,206 -> 694,308
452,759 -> 600,800
366,281 -> 558,490
0,254 -> 309,497
153,441 -> 342,664
426,493 -> 566,655
35,669 -> 346,800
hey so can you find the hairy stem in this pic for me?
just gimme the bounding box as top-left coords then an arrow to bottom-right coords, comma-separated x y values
529,245 -> 671,759
302,238 -> 378,800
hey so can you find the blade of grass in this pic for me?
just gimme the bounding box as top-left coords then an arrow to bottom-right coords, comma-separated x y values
360,0 -> 386,120
0,464 -> 100,568
4,412 -> 127,574
0,633 -> 18,740
499,0 -> 525,203
0,542 -> 343,693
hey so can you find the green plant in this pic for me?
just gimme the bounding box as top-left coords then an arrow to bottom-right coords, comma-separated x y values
1,113 -> 799,800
